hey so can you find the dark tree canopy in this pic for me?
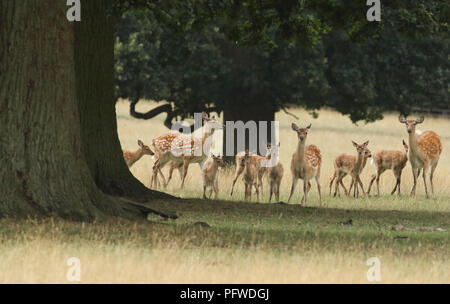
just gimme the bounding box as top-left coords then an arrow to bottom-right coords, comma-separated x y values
115,5 -> 449,124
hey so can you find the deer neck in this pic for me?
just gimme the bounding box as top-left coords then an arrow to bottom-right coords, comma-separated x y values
408,131 -> 419,156
354,153 -> 364,172
295,140 -> 306,168
201,126 -> 215,154
128,149 -> 144,167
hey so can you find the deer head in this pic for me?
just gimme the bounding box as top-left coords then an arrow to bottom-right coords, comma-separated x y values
399,116 -> 424,134
291,123 -> 311,143
352,140 -> 369,156
138,139 -> 154,155
402,139 -> 409,154
203,112 -> 224,134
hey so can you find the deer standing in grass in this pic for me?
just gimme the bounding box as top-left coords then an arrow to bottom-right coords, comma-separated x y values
230,151 -> 267,197
201,154 -> 224,199
399,116 -> 442,198
123,140 -> 154,168
241,150 -> 260,201
151,112 -> 223,190
367,140 -> 409,196
288,123 -> 322,206
329,141 -> 371,198
265,143 -> 284,203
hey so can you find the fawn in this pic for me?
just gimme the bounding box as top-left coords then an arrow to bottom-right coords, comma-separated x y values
242,150 -> 260,201
230,151 -> 267,196
265,143 -> 284,203
151,112 -> 223,189
288,123 -> 322,206
329,141 -> 371,198
202,154 -> 224,199
367,140 -> 409,196
123,139 -> 154,168
399,116 -> 442,198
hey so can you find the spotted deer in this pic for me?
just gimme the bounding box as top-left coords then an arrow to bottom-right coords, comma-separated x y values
329,141 -> 371,198
367,140 -> 409,196
265,143 -> 284,203
151,112 -> 223,189
399,116 -> 442,198
202,154 -> 224,199
123,140 -> 154,168
346,145 -> 372,197
288,123 -> 322,206
230,151 -> 267,197
241,150 -> 260,201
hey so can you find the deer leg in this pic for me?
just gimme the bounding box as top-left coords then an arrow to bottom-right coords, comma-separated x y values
255,183 -> 259,202
213,178 -> 219,199
269,182 -> 273,203
391,170 -> 399,195
342,178 -> 350,196
288,177 -> 299,203
430,162 -> 438,196
367,174 -> 376,196
329,172 -> 336,196
275,182 -> 280,203
230,165 -> 244,196
410,167 -> 418,197
422,164 -> 430,199
180,159 -> 191,190
357,176 -> 366,197
302,179 -> 309,206
315,175 -> 322,206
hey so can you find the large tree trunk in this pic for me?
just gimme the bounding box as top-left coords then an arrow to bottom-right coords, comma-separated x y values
0,0 -> 171,220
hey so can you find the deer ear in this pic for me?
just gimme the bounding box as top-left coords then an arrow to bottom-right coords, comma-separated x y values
202,112 -> 209,120
277,142 -> 280,147
402,139 -> 406,146
415,116 -> 424,124
399,115 -> 407,123
352,141 -> 358,147
306,123 -> 312,129
291,123 -> 299,131
138,140 -> 144,147
363,140 -> 369,147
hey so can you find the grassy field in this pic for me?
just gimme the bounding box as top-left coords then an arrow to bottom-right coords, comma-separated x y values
0,100 -> 448,283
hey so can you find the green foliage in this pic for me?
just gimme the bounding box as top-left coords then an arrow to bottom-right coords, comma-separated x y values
114,2 -> 449,123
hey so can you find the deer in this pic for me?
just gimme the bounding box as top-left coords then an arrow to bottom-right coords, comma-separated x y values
367,140 -> 409,196
345,145 -> 373,197
265,143 -> 284,203
230,151 -> 267,197
287,123 -> 322,206
241,150 -> 260,201
329,141 -> 371,198
151,112 -> 223,190
399,116 -> 442,198
123,139 -> 155,168
201,154 -> 224,199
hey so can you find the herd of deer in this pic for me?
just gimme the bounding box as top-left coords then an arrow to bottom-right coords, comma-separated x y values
122,113 -> 442,205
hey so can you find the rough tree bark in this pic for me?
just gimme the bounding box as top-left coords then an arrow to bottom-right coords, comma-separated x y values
0,0 -> 173,220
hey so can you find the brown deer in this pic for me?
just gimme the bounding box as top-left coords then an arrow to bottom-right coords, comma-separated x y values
329,141 -> 371,198
230,151 -> 267,197
399,116 -> 442,198
265,143 -> 284,203
202,154 -> 224,199
367,140 -> 409,196
123,140 -> 154,168
151,112 -> 223,189
288,123 -> 322,206
242,150 -> 260,201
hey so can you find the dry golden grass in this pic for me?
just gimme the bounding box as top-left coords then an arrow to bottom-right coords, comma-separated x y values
117,99 -> 450,210
1,100 -> 448,284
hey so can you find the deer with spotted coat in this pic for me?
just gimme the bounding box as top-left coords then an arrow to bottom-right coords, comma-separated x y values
367,140 -> 409,196
151,112 -> 223,190
399,116 -> 442,198
288,123 -> 322,206
123,140 -> 154,168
